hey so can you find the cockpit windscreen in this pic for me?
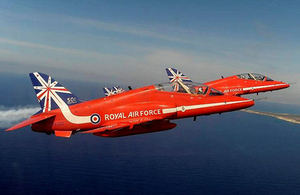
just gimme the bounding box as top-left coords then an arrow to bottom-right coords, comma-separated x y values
155,82 -> 223,96
237,73 -> 273,81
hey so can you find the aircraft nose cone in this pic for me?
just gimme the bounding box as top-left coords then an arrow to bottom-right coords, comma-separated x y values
284,82 -> 290,88
278,81 -> 290,89
244,98 -> 255,108
229,97 -> 255,111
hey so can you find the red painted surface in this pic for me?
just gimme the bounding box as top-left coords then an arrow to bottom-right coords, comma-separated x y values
6,82 -> 254,137
204,74 -> 289,96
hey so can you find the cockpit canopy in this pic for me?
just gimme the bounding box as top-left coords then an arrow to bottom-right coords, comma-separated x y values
155,82 -> 223,96
236,73 -> 273,81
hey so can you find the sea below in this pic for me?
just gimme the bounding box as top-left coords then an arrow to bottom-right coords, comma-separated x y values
1,73 -> 300,195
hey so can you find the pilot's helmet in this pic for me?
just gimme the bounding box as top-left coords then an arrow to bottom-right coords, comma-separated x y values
195,86 -> 204,94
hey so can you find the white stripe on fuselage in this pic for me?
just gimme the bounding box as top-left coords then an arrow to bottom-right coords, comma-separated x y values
60,106 -> 91,124
50,93 -> 91,124
162,99 -> 252,114
243,84 -> 286,91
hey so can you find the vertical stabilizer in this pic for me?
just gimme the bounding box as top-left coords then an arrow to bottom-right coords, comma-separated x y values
29,72 -> 84,113
166,68 -> 192,83
166,68 -> 192,92
103,86 -> 125,96
103,87 -> 114,96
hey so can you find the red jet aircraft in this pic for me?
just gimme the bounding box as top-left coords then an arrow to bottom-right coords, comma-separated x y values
6,72 -> 254,138
166,68 -> 290,96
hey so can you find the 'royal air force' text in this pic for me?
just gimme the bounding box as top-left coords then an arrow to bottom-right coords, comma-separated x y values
104,109 -> 161,121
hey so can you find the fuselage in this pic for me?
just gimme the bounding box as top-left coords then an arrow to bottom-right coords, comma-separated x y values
204,74 -> 289,96
31,83 -> 254,135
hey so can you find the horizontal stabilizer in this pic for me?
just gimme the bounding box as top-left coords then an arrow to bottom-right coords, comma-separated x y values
6,114 -> 56,131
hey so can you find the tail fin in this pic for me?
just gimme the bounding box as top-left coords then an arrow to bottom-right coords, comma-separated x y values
103,86 -> 125,96
166,68 -> 192,83
112,85 -> 125,94
29,72 -> 84,113
103,87 -> 114,96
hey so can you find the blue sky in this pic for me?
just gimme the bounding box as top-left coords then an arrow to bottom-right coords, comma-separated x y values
0,0 -> 299,103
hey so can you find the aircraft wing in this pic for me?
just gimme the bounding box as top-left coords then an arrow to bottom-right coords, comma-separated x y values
82,117 -> 163,134
82,117 -> 177,137
6,114 -> 56,131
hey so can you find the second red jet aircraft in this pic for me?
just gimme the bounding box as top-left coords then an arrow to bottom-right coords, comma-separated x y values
166,68 -> 290,96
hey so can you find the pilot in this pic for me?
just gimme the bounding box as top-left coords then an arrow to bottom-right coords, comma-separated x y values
195,86 -> 204,95
157,84 -> 164,91
198,87 -> 203,94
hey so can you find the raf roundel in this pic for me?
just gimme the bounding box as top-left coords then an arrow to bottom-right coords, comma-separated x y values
90,114 -> 101,125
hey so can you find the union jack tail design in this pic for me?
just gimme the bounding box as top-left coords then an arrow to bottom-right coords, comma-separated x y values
166,68 -> 192,92
112,86 -> 125,94
30,72 -> 84,113
103,86 -> 125,96
103,87 -> 114,96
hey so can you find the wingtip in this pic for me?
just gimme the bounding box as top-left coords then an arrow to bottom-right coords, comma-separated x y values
5,126 -> 20,132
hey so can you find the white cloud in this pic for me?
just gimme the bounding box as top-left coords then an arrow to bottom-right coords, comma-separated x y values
63,16 -> 191,44
0,37 -> 114,59
0,106 -> 39,128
